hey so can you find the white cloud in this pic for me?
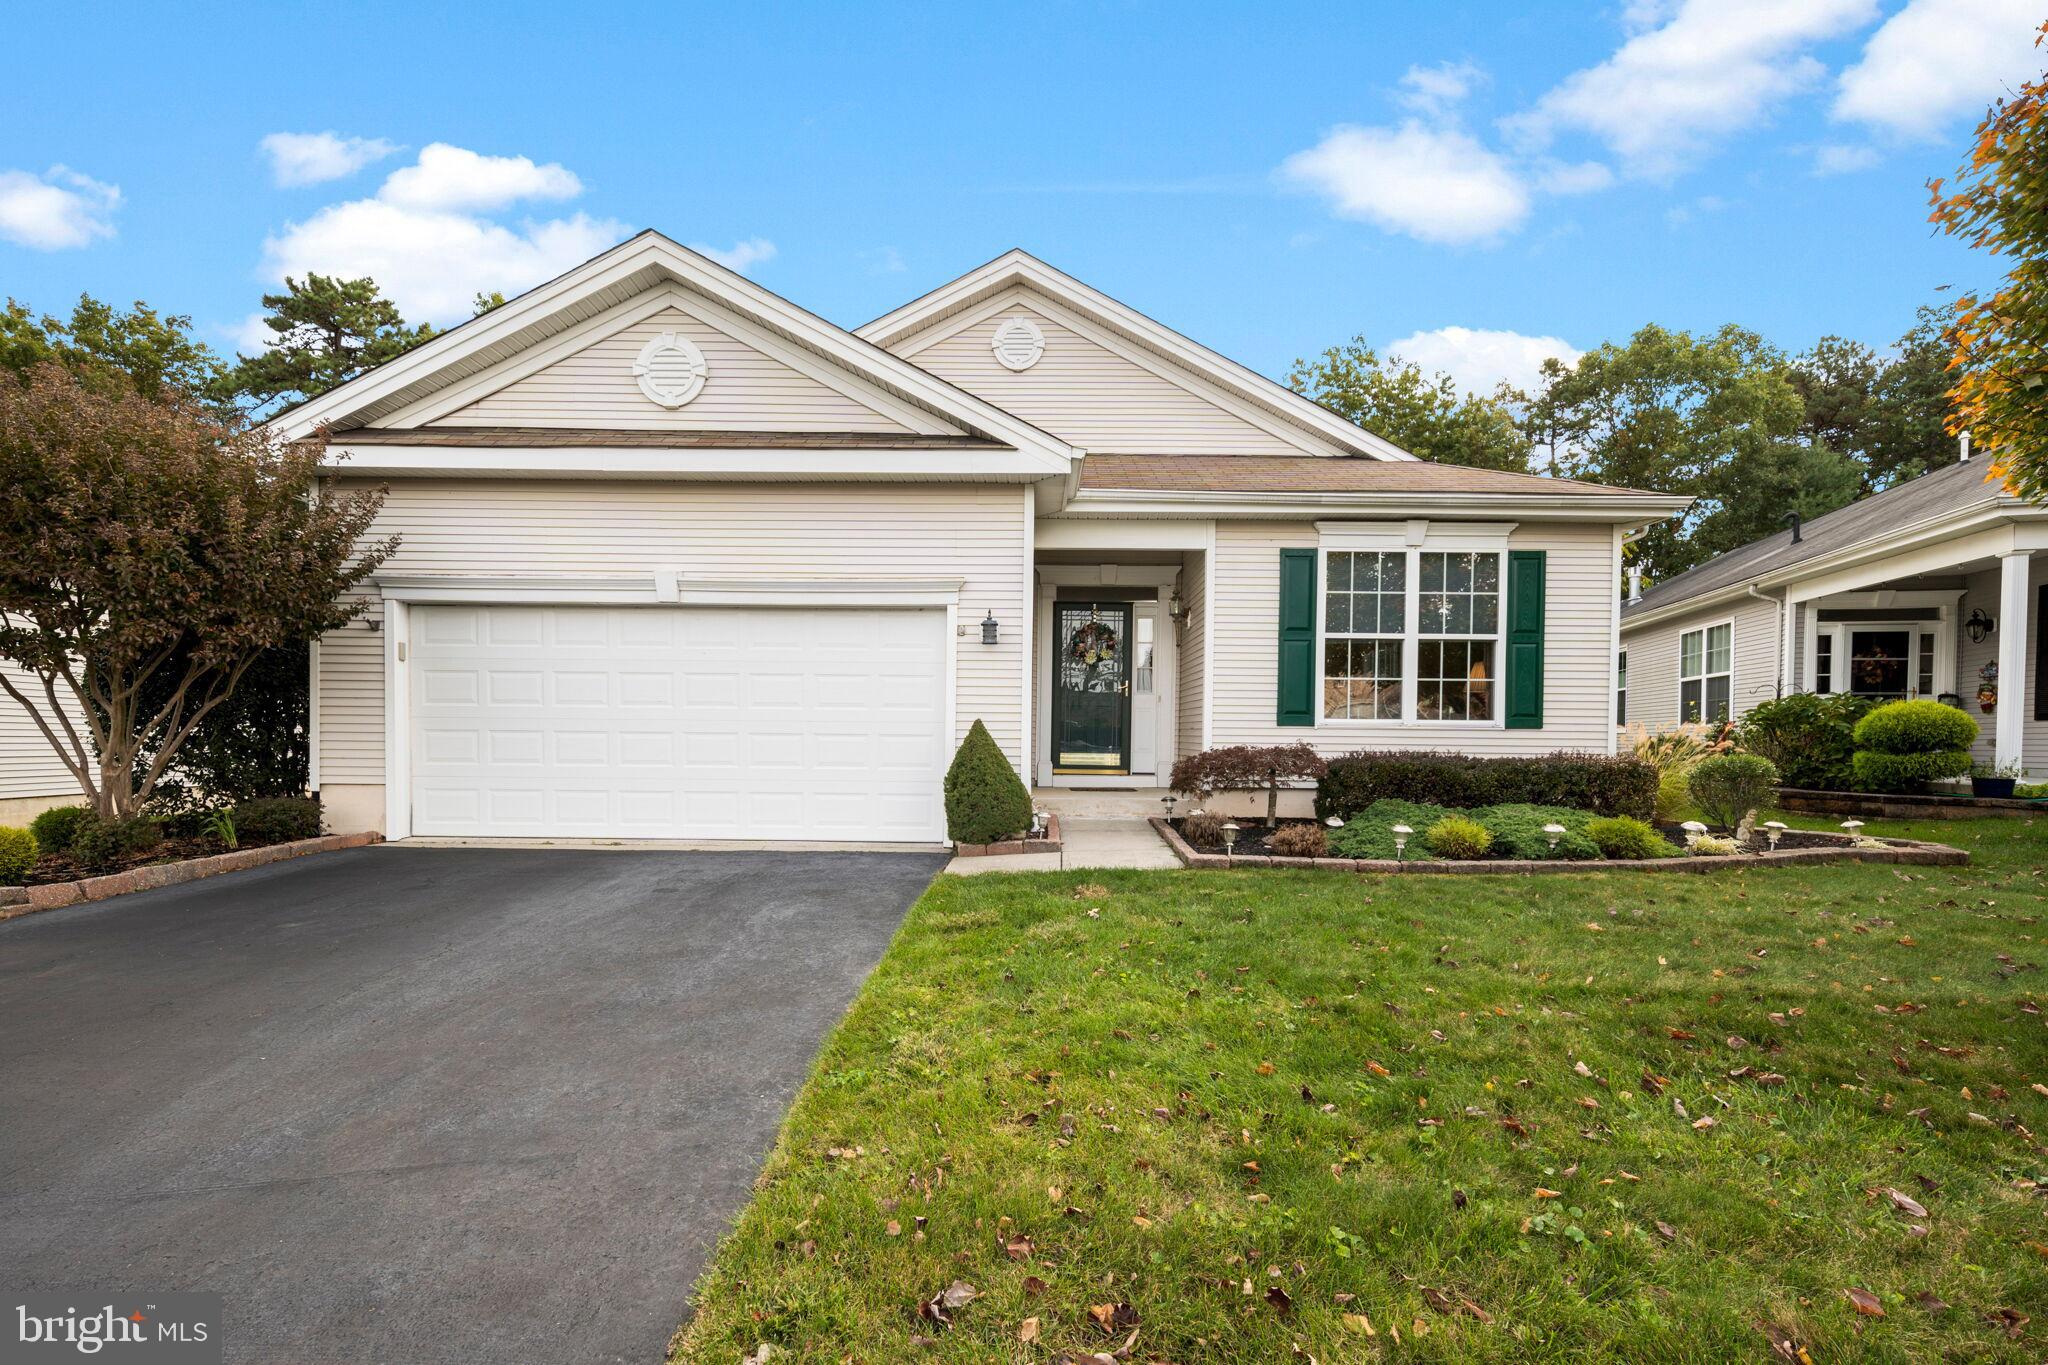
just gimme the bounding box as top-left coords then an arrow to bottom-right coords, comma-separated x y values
377,142 -> 581,212
1506,0 -> 1882,175
1279,122 -> 1531,244
1533,159 -> 1616,195
1812,142 -> 1882,175
1385,325 -> 1581,398
260,131 -> 398,187
691,237 -> 777,272
1834,0 -> 2043,139
0,166 -> 120,250
1396,60 -> 1485,115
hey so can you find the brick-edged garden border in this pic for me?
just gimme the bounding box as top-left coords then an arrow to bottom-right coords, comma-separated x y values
954,813 -> 1062,858
1776,786 -> 2044,820
0,831 -> 383,921
1149,817 -> 1966,874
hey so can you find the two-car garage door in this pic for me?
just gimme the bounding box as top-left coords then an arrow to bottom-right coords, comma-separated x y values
408,604 -> 948,842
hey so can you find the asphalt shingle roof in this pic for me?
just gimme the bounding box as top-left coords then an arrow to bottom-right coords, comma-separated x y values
1078,453 -> 1649,496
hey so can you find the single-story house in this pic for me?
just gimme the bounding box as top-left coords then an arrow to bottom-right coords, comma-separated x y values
1619,454 -> 2046,779
2,233 -> 1686,840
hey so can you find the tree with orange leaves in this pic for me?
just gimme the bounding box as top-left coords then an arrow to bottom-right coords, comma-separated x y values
1929,23 -> 2048,502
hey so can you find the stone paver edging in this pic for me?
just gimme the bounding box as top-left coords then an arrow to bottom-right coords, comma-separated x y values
1149,818 -> 1966,874
954,813 -> 1062,857
0,831 -> 383,920
1776,786 -> 2044,820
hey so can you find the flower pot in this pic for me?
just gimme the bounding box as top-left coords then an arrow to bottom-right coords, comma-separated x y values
1971,776 -> 2018,799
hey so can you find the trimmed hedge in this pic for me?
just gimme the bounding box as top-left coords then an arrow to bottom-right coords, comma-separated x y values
228,796 -> 322,846
1850,699 -> 1976,793
1735,693 -> 1875,791
69,815 -> 164,875
0,826 -> 36,883
29,803 -> 91,854
1327,799 -> 1601,860
943,719 -> 1033,844
1316,751 -> 1656,822
1688,753 -> 1780,831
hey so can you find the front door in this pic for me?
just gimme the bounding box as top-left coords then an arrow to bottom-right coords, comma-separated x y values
1052,601 -> 1133,774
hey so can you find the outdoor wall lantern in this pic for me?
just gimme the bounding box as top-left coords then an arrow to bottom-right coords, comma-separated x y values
981,611 -> 999,645
1966,608 -> 1995,644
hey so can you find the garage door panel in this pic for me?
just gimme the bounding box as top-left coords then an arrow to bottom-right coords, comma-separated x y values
410,604 -> 947,841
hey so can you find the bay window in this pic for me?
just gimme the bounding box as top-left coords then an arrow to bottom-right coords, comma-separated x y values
1679,621 -> 1733,723
1317,528 -> 1507,725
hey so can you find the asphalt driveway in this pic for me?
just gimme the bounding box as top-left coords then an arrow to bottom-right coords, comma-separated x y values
0,845 -> 945,1363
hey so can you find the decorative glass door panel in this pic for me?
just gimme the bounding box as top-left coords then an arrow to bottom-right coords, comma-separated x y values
1052,602 -> 1133,772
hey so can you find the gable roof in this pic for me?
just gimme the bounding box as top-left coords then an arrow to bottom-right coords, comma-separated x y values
269,231 -> 1076,473
856,249 -> 1417,462
1623,459 -> 2024,622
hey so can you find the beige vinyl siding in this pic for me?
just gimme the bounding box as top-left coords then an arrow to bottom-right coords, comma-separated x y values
902,303 -> 1313,456
314,480 -> 1030,783
1956,557 -> 2046,771
0,662 -> 85,800
1620,592 -> 1785,730
1208,520 -> 1618,757
1176,549 -> 1207,761
437,307 -> 915,433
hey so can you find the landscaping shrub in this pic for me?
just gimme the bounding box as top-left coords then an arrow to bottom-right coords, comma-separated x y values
1169,744 -> 1327,826
28,803 -> 90,854
1266,823 -> 1327,858
0,826 -> 35,883
1316,751 -> 1655,822
1735,692 -> 1875,790
1325,800 -> 1455,859
1584,815 -> 1671,860
1179,811 -> 1228,850
1425,816 -> 1492,860
1687,753 -> 1780,831
1471,804 -> 1602,859
1850,699 -> 1976,793
942,720 -> 1033,844
1689,834 -> 1741,856
1655,769 -> 1692,823
68,815 -> 164,875
228,796 -> 322,846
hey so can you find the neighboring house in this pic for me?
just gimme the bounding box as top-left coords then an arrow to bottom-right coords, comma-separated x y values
1619,456 -> 2047,779
1,234 -> 1686,841
0,663 -> 85,825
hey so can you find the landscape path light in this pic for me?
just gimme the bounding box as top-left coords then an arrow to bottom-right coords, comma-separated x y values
1542,822 -> 1567,854
1680,820 -> 1709,848
1390,823 -> 1413,861
1762,819 -> 1787,851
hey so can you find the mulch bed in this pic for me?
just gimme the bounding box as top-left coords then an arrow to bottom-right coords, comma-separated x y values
22,833 -> 240,887
953,813 -> 1063,857
3,831 -> 382,918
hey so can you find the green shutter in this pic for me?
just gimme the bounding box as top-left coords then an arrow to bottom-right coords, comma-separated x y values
1277,548 -> 1316,726
1505,550 -> 1545,729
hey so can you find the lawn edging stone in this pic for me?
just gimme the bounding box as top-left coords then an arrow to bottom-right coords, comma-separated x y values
0,831 -> 383,920
953,812 -> 1061,857
1148,817 -> 1966,873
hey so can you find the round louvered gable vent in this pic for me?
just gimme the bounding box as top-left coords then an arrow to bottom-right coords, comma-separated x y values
990,316 -> 1045,372
632,331 -> 710,407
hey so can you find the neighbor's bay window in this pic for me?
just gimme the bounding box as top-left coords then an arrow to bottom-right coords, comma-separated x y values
1318,530 -> 1507,725
1679,621 -> 1733,723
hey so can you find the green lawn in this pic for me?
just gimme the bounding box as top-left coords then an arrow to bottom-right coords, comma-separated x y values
672,812 -> 2048,1363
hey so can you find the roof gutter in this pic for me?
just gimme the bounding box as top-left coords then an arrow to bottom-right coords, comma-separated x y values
1062,486 -> 1693,525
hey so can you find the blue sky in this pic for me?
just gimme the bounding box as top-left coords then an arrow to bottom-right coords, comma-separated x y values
4,1 -> 2040,397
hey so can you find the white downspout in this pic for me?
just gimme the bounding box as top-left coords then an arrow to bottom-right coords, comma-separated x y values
1748,583 -> 1787,699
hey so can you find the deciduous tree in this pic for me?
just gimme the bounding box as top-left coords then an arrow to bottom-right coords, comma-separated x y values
0,294 -> 224,402
1289,339 -> 1532,470
0,364 -> 394,817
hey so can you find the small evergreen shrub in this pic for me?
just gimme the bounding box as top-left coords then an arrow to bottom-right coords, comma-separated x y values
69,815 -> 164,874
1325,799 -> 1456,859
28,803 -> 91,854
943,720 -> 1033,844
228,796 -> 322,845
1316,751 -> 1655,822
1471,804 -> 1601,859
0,826 -> 36,883
1735,693 -> 1875,791
1687,753 -> 1780,831
1850,699 -> 1976,793
1425,816 -> 1493,860
1266,823 -> 1327,858
1585,815 -> 1671,860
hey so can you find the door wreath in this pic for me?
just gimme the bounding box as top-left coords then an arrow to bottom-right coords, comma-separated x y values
1068,620 -> 1120,666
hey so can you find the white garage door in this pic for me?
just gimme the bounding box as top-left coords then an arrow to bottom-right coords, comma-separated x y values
408,604 -> 948,841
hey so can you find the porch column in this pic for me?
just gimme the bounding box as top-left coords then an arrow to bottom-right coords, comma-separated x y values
1995,550 -> 2030,773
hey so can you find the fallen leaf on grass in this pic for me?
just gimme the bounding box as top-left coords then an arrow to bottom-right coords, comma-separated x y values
1342,1312 -> 1375,1335
1913,1292 -> 1949,1313
1004,1233 -> 1033,1259
1533,1187 -> 1562,1200
1655,1221 -> 1679,1242
1019,1316 -> 1041,1343
1989,1308 -> 2029,1339
1882,1187 -> 1928,1219
1087,1302 -> 1139,1334
1265,1285 -> 1293,1314
1022,1275 -> 1048,1296
917,1281 -> 978,1328
1844,1287 -> 1885,1318
1757,1321 -> 1811,1363
1692,1116 -> 1717,1132
742,1345 -> 785,1365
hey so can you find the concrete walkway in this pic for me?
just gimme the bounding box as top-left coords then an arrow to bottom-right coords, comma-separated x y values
946,816 -> 1180,874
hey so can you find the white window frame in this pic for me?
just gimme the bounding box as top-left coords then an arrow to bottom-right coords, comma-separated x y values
1616,648 -> 1627,728
1313,520 -> 1514,729
1679,619 -> 1735,724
